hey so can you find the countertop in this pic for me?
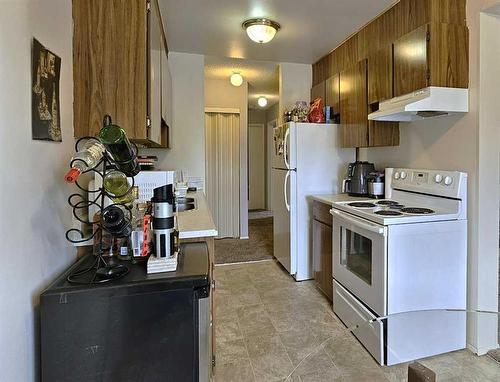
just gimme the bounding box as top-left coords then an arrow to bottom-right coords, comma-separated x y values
308,193 -> 367,206
177,191 -> 218,239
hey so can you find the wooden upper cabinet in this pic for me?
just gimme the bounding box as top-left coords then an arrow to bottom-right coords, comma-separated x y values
393,24 -> 429,97
73,0 -> 170,147
394,22 -> 469,97
428,22 -> 469,89
310,81 -> 326,103
368,44 -> 393,105
340,60 -> 368,148
73,0 -> 147,140
325,74 -> 340,121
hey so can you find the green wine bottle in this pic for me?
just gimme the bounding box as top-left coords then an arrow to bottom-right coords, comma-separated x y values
103,170 -> 135,204
98,120 -> 140,176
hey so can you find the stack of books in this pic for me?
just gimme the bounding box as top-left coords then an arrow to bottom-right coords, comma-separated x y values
137,155 -> 157,170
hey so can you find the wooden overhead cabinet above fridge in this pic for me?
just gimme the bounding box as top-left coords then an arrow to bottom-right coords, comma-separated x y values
73,0 -> 172,148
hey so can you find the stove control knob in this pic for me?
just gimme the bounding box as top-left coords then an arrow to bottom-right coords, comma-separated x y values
434,174 -> 443,183
394,172 -> 400,180
444,176 -> 453,186
400,171 -> 407,180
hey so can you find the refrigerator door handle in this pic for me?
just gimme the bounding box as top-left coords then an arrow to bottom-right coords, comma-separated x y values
284,170 -> 291,211
283,127 -> 290,169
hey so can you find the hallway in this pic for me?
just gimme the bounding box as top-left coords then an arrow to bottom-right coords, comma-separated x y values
214,218 -> 273,264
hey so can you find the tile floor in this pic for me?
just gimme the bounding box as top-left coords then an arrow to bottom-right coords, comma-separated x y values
213,260 -> 500,382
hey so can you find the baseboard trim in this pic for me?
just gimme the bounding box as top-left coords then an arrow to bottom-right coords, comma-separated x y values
239,236 -> 249,240
215,258 -> 275,267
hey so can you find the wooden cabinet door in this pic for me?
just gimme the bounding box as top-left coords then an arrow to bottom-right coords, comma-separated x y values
311,81 -> 326,103
73,0 -> 148,139
313,219 -> 333,301
148,0 -> 163,146
368,45 -> 393,105
428,22 -> 468,89
325,74 -> 340,121
340,60 -> 368,148
393,24 -> 429,97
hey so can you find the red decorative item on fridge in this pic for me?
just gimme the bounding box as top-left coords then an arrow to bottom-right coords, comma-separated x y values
307,98 -> 325,123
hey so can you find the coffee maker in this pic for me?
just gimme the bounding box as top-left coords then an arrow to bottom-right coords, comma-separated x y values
147,172 -> 178,274
152,184 -> 176,258
342,161 -> 375,196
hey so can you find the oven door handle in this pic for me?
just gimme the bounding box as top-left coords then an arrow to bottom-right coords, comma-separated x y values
330,209 -> 386,235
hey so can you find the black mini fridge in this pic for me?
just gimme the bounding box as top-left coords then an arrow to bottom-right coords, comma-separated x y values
40,243 -> 211,382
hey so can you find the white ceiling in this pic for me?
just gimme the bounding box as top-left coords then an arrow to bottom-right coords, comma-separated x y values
204,56 -> 279,109
159,0 -> 397,64
159,0 -> 396,111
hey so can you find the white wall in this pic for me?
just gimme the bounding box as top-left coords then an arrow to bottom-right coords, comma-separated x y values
147,52 -> 205,186
205,78 -> 249,238
279,62 -> 312,124
361,0 -> 500,354
0,1 -> 75,380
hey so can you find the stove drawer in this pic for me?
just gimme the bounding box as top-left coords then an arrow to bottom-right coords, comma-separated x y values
333,280 -> 384,365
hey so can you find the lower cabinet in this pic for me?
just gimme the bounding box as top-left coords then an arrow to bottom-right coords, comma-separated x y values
312,201 -> 333,301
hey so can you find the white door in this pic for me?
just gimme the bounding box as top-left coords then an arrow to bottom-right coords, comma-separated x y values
205,112 -> 240,238
248,123 -> 265,210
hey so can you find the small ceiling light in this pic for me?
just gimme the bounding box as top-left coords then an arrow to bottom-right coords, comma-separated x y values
242,18 -> 281,44
257,96 -> 268,108
230,72 -> 243,87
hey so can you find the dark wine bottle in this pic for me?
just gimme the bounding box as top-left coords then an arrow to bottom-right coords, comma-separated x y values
98,118 -> 140,176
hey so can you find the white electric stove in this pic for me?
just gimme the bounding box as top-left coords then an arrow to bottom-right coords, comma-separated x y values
331,168 -> 468,366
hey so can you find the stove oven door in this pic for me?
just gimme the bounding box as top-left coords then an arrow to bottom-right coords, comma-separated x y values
331,209 -> 387,316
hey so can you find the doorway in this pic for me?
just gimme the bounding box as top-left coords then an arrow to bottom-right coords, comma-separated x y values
248,123 -> 266,210
205,109 -> 240,238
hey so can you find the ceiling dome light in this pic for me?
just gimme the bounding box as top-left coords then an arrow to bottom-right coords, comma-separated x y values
242,18 -> 281,44
257,96 -> 268,107
230,72 -> 243,87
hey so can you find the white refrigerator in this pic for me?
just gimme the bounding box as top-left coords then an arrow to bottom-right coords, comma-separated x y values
271,122 -> 354,281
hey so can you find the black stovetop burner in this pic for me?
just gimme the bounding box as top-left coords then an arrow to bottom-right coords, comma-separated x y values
348,202 -> 376,208
377,200 -> 398,206
374,210 -> 403,216
400,207 -> 435,215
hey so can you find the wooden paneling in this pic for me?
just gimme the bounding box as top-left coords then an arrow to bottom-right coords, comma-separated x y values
395,0 -> 431,38
430,0 -> 466,25
313,0 -> 467,85
428,23 -> 469,89
311,81 -> 326,102
368,44 -> 393,105
325,74 -> 340,117
73,0 -> 147,139
312,201 -> 333,301
393,24 -> 429,97
340,60 -> 368,148
368,121 -> 399,147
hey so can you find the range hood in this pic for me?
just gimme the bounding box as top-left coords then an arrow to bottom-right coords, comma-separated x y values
368,87 -> 469,122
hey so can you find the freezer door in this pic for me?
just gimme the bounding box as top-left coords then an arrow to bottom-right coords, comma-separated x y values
272,168 -> 296,275
272,123 -> 295,169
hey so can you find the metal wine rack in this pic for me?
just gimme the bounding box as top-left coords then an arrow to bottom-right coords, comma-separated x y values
65,117 -> 139,284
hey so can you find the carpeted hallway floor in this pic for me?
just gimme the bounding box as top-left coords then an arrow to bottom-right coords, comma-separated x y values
215,217 -> 273,264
